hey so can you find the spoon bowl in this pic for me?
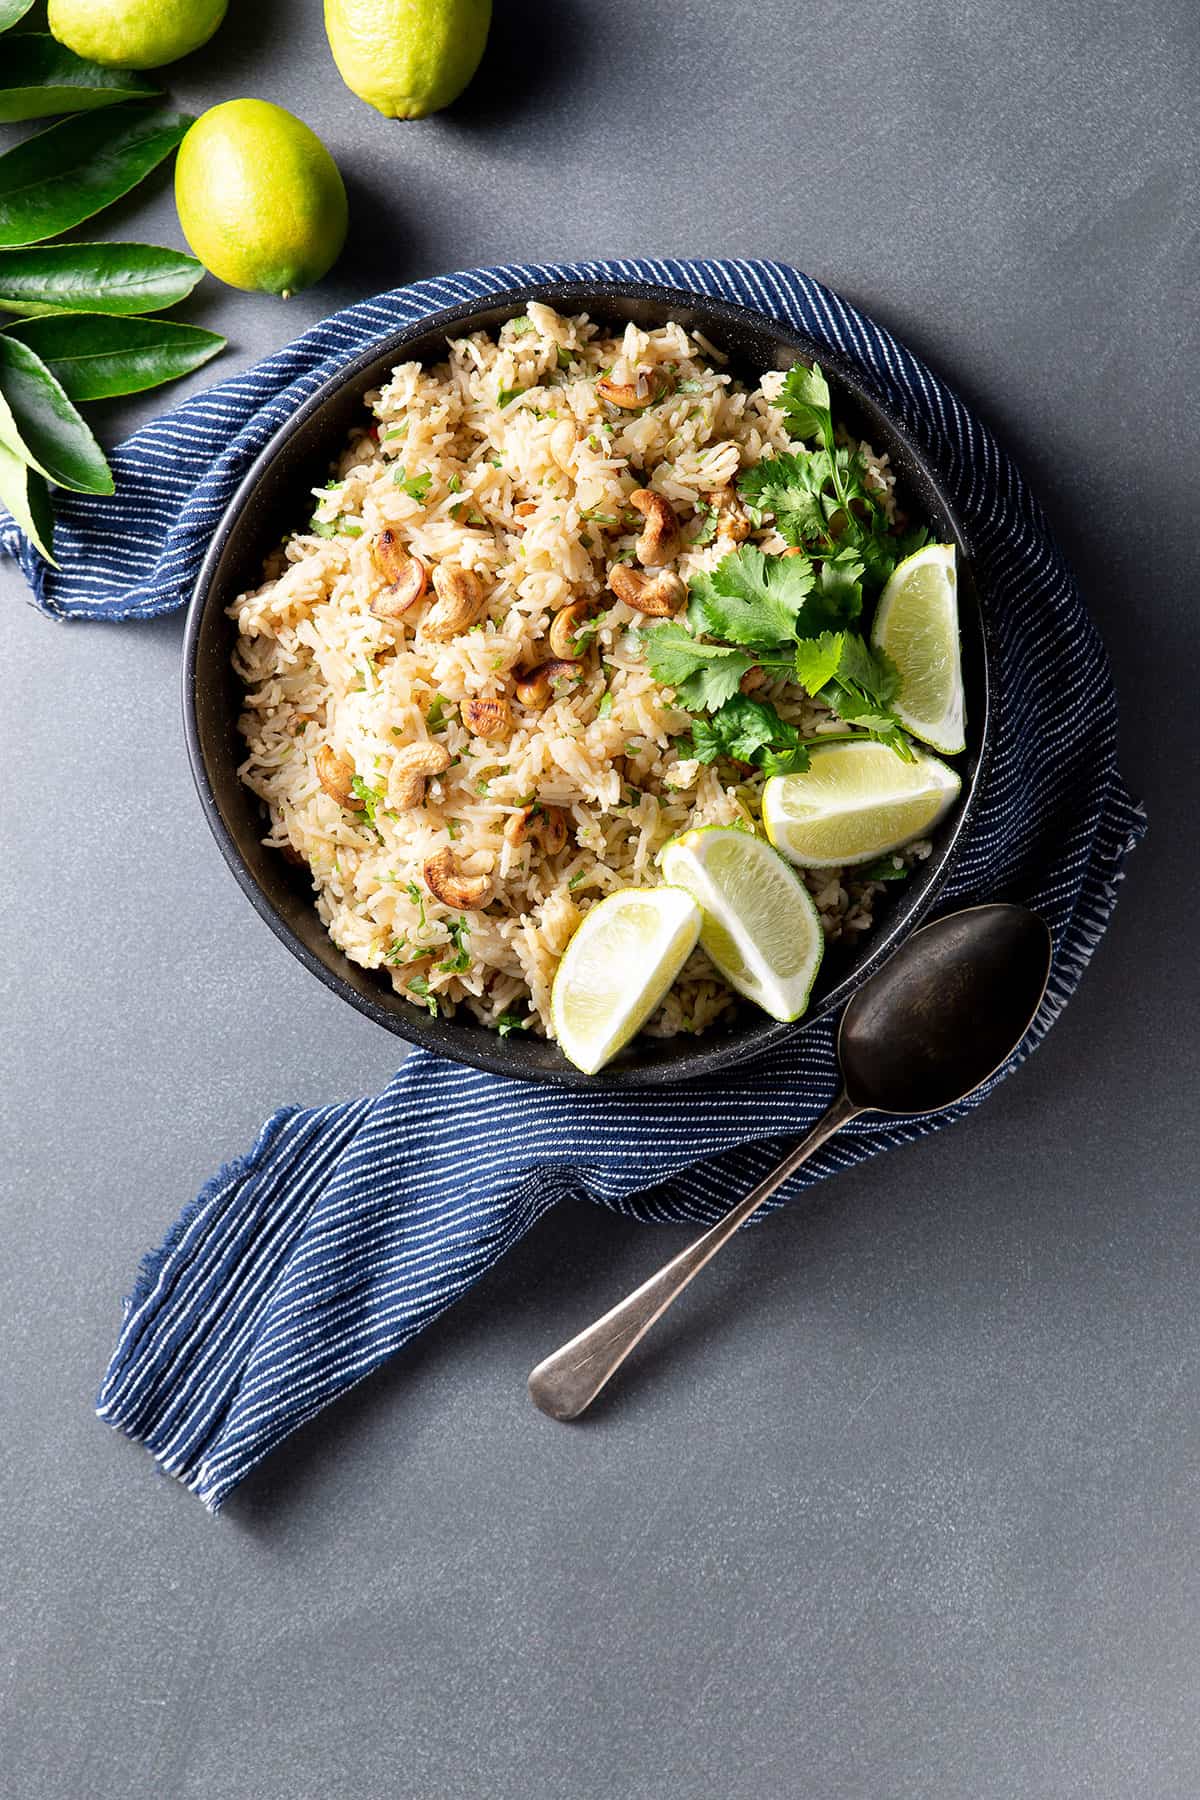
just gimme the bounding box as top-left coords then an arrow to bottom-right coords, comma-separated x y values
839,903 -> 1053,1115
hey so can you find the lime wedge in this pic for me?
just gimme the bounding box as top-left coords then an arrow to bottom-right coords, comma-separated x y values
762,741 -> 961,868
659,826 -> 824,1022
550,887 -> 701,1074
871,542 -> 965,755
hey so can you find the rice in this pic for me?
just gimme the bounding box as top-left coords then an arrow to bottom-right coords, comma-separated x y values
230,305 -> 910,1043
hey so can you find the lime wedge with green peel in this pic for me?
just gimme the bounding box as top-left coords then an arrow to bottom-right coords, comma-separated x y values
550,887 -> 701,1075
659,826 -> 824,1023
762,741 -> 961,868
871,542 -> 965,755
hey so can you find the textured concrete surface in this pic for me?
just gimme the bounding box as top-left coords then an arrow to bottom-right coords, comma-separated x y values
2,1 -> 1198,1796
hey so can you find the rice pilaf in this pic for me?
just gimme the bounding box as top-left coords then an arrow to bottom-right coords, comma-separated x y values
231,304 -> 914,1042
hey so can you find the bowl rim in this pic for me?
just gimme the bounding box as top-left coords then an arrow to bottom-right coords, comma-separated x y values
183,277 -> 993,1088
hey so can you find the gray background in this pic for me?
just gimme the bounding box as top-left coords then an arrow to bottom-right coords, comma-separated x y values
2,1 -> 1197,1796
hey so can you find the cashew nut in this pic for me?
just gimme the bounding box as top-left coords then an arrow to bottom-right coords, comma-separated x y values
315,744 -> 360,808
461,695 -> 513,739
606,564 -> 686,616
503,804 -> 570,854
596,371 -> 658,410
423,848 -> 493,909
513,658 -> 586,710
548,600 -> 594,660
371,533 -> 427,620
628,489 -> 678,565
423,565 -> 487,640
711,486 -> 752,546
387,739 -> 451,810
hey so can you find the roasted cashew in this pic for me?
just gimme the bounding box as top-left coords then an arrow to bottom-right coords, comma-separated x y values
513,658 -> 586,709
423,848 -> 492,909
461,695 -> 513,739
628,489 -> 678,565
371,534 -> 427,620
596,371 -> 658,410
548,600 -> 593,660
387,740 -> 451,810
423,565 -> 487,639
710,486 -> 752,547
503,804 -> 570,854
315,744 -> 360,808
606,564 -> 686,616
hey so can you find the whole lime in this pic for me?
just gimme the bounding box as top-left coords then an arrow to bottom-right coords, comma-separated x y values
48,0 -> 228,70
324,0 -> 492,119
175,101 -> 349,298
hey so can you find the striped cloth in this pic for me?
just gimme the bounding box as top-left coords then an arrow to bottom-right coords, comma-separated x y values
1,258 -> 1142,1510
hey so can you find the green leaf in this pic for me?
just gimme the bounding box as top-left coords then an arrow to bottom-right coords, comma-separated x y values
642,620 -> 752,711
395,469 -> 432,501
793,630 -> 846,695
0,36 -> 159,123
0,439 -> 55,564
682,694 -> 810,775
0,242 -> 204,318
687,546 -> 816,649
5,312 -> 224,400
811,545 -> 864,626
0,101 -> 192,248
779,362 -> 833,445
861,853 -> 910,882
738,450 -> 833,547
0,333 -> 112,493
0,0 -> 37,29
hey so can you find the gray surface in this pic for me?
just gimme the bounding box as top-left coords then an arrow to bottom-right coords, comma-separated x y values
2,0 -> 1198,1795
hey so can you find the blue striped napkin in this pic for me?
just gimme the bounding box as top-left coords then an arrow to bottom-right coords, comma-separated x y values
2,258 -> 1143,1510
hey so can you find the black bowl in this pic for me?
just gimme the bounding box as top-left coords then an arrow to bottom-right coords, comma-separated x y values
184,280 -> 991,1087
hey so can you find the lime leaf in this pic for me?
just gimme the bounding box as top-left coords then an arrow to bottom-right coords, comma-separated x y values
6,312 -> 225,401
0,36 -> 159,123
0,0 -> 37,29
0,242 -> 204,318
0,333 -> 112,493
0,440 -> 56,565
0,101 -> 192,248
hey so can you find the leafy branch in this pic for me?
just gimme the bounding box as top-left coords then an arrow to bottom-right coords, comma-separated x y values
0,21 -> 228,566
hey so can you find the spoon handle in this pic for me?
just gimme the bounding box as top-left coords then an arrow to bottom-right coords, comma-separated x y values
528,1089 -> 863,1421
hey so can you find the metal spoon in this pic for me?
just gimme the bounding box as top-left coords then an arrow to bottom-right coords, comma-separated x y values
528,902 -> 1052,1421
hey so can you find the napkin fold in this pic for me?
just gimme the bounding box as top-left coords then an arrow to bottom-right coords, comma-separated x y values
0,257 -> 1142,1509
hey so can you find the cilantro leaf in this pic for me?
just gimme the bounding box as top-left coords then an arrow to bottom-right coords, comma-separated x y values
681,694 -> 810,775
642,621 -> 752,712
793,630 -> 846,695
687,546 -> 815,649
497,1011 -> 531,1037
861,854 -> 910,882
813,546 -> 864,625
737,451 -> 833,548
350,774 -> 384,827
792,631 -> 911,757
395,470 -> 432,502
779,362 -> 833,445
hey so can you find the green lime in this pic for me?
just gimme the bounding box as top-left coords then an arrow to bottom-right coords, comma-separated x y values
174,101 -> 348,298
550,887 -> 701,1075
48,0 -> 227,70
871,542 -> 965,755
659,826 -> 825,1023
762,741 -> 961,868
324,0 -> 492,119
